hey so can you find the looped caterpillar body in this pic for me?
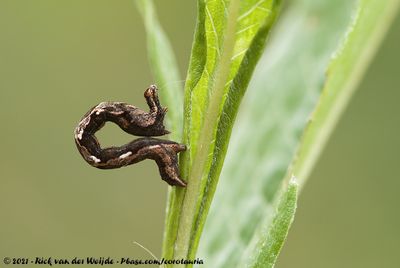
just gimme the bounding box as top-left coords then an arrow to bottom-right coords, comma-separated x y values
74,85 -> 186,187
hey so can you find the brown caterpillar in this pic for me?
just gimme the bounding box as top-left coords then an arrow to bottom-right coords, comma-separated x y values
74,85 -> 186,187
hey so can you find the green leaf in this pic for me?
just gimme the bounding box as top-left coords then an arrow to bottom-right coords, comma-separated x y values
199,0 -> 399,267
164,0 -> 284,264
244,178 -> 297,268
292,0 -> 400,188
135,0 -> 183,138
161,0 -> 208,260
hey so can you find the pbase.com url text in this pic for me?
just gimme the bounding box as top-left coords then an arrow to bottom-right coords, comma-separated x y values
3,256 -> 204,266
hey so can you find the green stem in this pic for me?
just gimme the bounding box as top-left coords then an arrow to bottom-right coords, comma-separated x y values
173,0 -> 241,263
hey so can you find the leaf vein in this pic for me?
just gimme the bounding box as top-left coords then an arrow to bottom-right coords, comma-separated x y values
238,0 -> 267,21
206,5 -> 221,57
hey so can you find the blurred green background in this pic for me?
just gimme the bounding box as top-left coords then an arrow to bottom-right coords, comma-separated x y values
0,1 -> 398,267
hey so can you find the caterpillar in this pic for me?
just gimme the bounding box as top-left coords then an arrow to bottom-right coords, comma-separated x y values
74,85 -> 186,187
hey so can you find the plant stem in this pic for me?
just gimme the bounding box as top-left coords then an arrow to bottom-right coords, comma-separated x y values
173,0 -> 241,263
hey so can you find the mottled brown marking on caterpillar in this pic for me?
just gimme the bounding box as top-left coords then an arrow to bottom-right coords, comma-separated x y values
74,85 -> 186,187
